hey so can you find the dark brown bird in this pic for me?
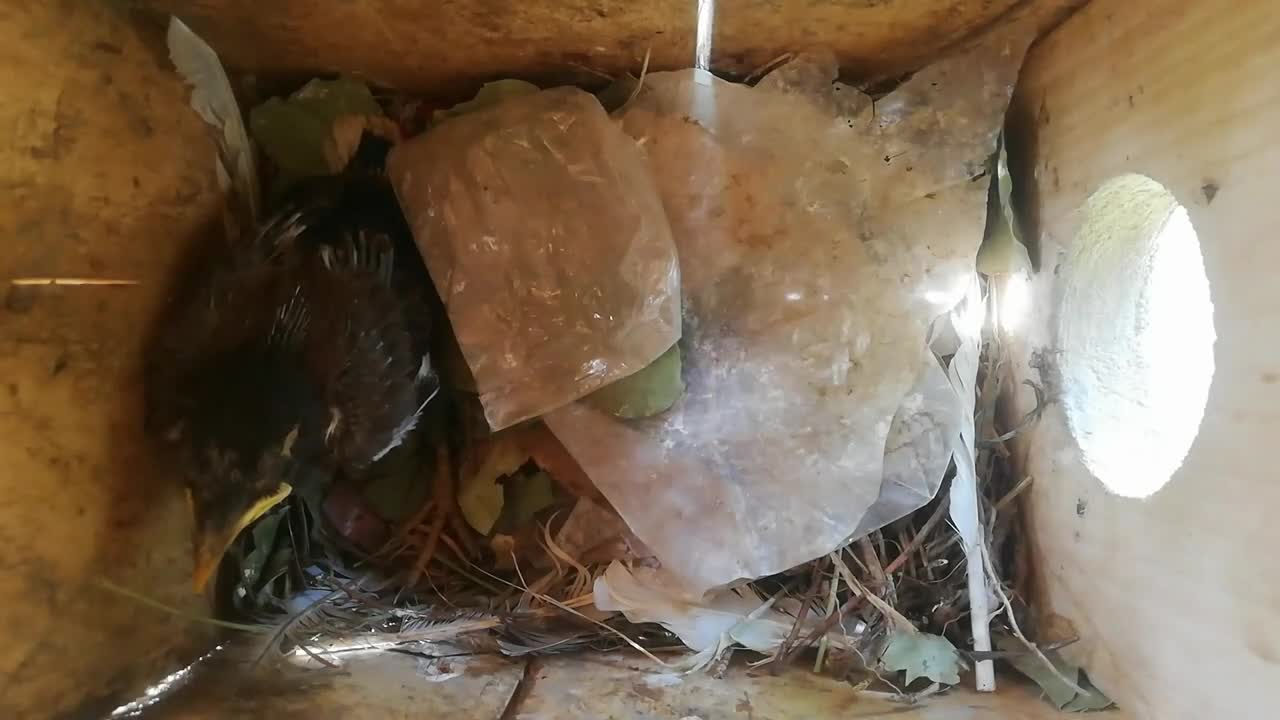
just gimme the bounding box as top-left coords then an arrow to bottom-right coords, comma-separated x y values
149,132 -> 438,592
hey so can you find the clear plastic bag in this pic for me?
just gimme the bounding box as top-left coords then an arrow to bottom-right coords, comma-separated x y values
547,38 -> 1026,594
387,87 -> 682,430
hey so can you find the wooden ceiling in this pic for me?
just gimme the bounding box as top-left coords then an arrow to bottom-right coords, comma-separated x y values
145,0 -> 1085,98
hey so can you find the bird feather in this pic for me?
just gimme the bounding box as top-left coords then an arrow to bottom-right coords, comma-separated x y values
167,17 -> 260,232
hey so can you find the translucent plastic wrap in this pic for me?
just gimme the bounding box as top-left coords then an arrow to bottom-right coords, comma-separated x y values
547,38 -> 1030,595
387,87 -> 682,430
850,338 -> 961,540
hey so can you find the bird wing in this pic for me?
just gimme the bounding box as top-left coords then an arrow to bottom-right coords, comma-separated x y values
301,238 -> 427,473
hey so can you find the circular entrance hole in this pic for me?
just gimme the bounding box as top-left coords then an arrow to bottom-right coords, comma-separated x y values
1058,174 -> 1215,498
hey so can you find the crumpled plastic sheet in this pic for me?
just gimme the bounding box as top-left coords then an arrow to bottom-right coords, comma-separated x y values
548,35 -> 1031,596
850,337 -> 961,541
387,87 -> 682,430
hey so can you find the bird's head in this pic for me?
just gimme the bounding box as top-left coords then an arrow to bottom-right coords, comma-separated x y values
184,426 -> 305,593
174,345 -> 329,594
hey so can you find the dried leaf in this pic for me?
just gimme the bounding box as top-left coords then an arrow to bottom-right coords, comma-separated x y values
233,507 -> 286,602
458,434 -> 531,535
878,631 -> 964,686
586,344 -> 684,419
1063,676 -> 1113,712
166,17 -> 259,232
249,77 -> 382,190
434,79 -> 540,121
997,635 -> 1113,711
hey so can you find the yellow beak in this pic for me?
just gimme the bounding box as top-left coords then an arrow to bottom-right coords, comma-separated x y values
190,482 -> 292,593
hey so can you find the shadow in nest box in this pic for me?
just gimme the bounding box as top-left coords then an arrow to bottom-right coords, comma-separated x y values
126,211 -> 230,572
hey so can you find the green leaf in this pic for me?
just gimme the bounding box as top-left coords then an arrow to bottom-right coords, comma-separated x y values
434,79 -> 540,122
249,77 -> 382,190
996,634 -> 1112,711
291,472 -> 328,541
504,470 -> 556,528
1063,675 -> 1114,712
878,631 -> 963,686
586,344 -> 684,419
240,507 -> 286,590
255,545 -> 295,608
458,434 -> 531,535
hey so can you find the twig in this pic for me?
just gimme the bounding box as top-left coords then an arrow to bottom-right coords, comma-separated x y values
466,561 -> 672,667
744,52 -> 795,83
896,529 -> 915,580
770,559 -> 825,672
992,475 -> 1034,515
375,497 -> 435,559
858,537 -> 887,589
10,277 -> 138,286
96,578 -> 270,633
930,474 -> 1034,560
623,46 -> 653,108
785,593 -> 865,663
402,445 -> 454,595
979,543 -> 1087,695
406,502 -> 447,589
253,588 -> 344,666
858,682 -> 945,705
883,497 -> 950,576
813,560 -> 840,673
832,553 -> 914,633
848,643 -> 904,695
980,380 -> 1046,447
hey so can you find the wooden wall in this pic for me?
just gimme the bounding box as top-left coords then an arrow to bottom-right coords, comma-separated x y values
143,0 -> 1082,97
0,2 -> 224,717
9,0 -> 1266,716
1007,0 -> 1280,717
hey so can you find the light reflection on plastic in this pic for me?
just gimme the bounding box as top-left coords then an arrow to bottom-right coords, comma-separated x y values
923,271 -> 974,312
955,280 -> 986,339
999,271 -> 1032,334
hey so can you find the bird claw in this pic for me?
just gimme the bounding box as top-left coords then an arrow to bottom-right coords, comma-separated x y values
402,442 -> 477,587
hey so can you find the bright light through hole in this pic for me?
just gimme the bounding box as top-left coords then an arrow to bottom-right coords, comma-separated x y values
999,271 -> 1032,334
1058,175 -> 1215,499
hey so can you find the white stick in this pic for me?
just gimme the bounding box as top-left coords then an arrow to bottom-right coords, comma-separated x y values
946,280 -> 996,692
694,0 -> 716,71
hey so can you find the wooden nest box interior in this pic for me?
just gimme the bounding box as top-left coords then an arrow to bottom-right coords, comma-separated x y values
1,1 -> 1275,718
